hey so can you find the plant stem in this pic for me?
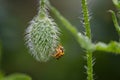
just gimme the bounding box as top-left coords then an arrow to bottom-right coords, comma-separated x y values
40,0 -> 45,8
39,0 -> 46,16
86,52 -> 93,80
81,0 -> 93,80
81,0 -> 91,39
109,10 -> 120,37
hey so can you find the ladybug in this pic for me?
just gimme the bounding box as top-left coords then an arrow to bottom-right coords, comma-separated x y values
52,45 -> 64,59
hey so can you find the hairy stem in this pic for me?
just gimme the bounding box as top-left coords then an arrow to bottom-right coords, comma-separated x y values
81,0 -> 91,39
86,52 -> 93,80
81,0 -> 93,80
95,41 -> 120,53
40,0 -> 45,8
109,10 -> 120,37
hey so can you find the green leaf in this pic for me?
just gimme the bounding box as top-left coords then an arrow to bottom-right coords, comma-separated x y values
1,73 -> 32,80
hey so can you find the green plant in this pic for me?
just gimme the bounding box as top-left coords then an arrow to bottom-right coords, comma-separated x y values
25,0 -> 60,62
25,0 -> 120,80
0,42 -> 31,80
0,73 -> 32,80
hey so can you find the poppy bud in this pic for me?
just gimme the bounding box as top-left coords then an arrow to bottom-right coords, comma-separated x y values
25,6 -> 60,62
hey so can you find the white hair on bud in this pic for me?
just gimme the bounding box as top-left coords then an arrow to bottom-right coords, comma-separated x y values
25,12 -> 60,62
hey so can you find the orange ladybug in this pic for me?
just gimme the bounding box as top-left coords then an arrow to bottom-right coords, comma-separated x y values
52,45 -> 64,59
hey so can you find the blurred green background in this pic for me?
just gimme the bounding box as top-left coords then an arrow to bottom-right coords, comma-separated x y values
0,0 -> 120,80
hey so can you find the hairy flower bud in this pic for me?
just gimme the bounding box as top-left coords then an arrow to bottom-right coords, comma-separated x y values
25,11 -> 60,62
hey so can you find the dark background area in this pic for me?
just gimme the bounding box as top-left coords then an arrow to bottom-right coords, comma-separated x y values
0,0 -> 120,80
